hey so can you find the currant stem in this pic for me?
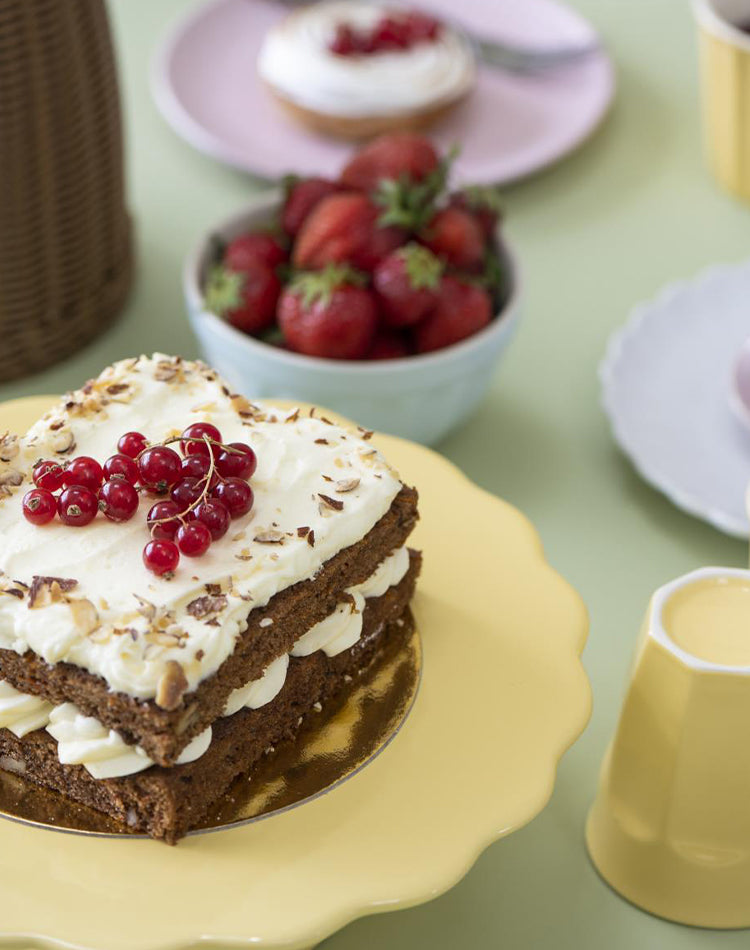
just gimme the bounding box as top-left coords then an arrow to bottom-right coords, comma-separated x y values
149,436 -> 220,534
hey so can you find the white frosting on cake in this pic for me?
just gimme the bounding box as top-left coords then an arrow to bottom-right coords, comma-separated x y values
0,355 -> 402,701
257,1 -> 475,117
0,546 -> 410,778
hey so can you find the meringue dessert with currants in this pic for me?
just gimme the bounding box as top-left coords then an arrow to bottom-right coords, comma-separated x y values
0,354 -> 420,842
257,1 -> 476,139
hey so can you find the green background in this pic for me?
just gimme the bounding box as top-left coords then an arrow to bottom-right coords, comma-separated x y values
3,0 -> 750,946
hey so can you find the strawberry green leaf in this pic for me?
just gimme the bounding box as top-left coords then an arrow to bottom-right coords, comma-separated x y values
289,263 -> 368,309
399,243 -> 444,290
374,146 -> 458,232
204,265 -> 245,316
460,184 -> 504,215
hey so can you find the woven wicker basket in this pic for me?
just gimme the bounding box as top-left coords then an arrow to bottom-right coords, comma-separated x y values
0,0 -> 132,381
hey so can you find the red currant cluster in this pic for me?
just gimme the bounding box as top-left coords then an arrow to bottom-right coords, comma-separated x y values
21,422 -> 257,578
329,11 -> 440,56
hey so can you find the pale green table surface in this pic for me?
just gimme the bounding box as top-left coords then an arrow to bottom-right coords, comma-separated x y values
3,0 -> 749,946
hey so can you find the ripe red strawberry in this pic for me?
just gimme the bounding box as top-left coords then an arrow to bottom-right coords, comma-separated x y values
420,206 -> 485,272
224,232 -> 287,272
278,264 -> 377,359
373,243 -> 443,327
340,133 -> 439,192
293,192 -> 406,272
204,261 -> 281,334
415,276 -> 492,353
281,176 -> 340,236
369,330 -> 410,360
448,186 -> 503,241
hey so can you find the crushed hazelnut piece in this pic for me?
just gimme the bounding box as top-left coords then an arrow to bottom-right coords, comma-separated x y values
335,478 -> 360,493
155,660 -> 189,710
28,576 -> 78,608
253,530 -> 285,544
318,493 -> 344,511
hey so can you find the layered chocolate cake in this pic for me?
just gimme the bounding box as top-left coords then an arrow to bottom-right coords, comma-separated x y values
0,355 -> 419,842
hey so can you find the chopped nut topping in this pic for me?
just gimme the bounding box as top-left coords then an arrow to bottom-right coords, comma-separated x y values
155,660 -> 188,710
0,469 -> 23,488
318,493 -> 344,511
204,583 -> 222,597
285,408 -> 300,423
0,433 -> 19,463
358,427 -> 374,440
187,594 -> 227,619
314,438 -> 329,445
0,587 -> 24,599
253,530 -> 285,544
154,359 -> 182,382
335,478 -> 360,493
297,526 -> 310,538
28,576 -> 78,608
307,529 -> 315,547
133,594 -> 156,622
69,598 -> 100,636
235,551 -> 253,561
259,618 -> 273,628
51,428 -> 76,455
113,627 -> 138,640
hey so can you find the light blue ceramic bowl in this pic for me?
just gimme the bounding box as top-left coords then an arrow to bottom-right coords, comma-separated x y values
183,192 -> 521,445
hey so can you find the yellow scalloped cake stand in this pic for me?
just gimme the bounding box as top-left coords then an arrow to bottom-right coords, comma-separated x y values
0,396 -> 590,950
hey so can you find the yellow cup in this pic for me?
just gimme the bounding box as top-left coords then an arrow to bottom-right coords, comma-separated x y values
587,567 -> 750,928
694,0 -> 750,200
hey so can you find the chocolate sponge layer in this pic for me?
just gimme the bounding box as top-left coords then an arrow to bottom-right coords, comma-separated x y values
0,485 -> 418,765
0,552 -> 420,844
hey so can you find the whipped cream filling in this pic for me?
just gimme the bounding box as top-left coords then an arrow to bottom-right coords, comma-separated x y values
47,706 -> 213,780
0,547 -> 410,778
0,355 -> 402,702
257,1 -> 476,116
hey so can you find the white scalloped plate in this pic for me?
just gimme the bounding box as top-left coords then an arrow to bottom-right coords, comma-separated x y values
600,260 -> 750,539
0,395 -> 590,950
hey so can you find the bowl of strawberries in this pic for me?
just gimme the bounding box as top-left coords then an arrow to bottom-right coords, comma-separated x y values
184,133 -> 519,445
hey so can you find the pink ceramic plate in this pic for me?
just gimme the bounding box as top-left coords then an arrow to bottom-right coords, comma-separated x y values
152,0 -> 615,184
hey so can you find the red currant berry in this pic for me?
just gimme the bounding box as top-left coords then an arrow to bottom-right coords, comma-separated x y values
180,422 -> 222,458
179,454 -> 211,481
147,500 -> 182,540
175,521 -> 212,557
32,460 -> 65,492
58,486 -> 98,526
193,500 -> 230,540
22,488 -> 57,525
143,539 -> 179,576
63,456 -> 103,492
117,431 -> 148,458
213,478 -> 254,518
102,453 -> 139,485
98,479 -> 139,523
170,476 -> 204,511
137,446 -> 182,492
216,442 -> 257,480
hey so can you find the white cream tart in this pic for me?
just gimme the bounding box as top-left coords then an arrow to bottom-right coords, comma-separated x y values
257,2 -> 476,138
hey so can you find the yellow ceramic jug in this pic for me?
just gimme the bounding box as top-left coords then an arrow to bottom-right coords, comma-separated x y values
587,567 -> 750,928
